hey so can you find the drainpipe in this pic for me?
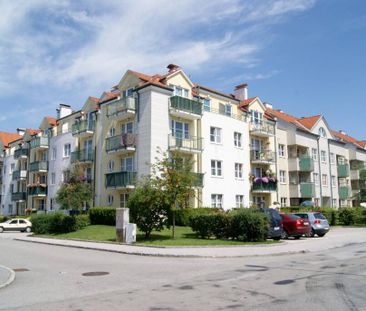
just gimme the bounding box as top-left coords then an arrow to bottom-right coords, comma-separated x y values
327,139 -> 334,207
92,111 -> 98,208
273,120 -> 279,205
316,136 -> 322,206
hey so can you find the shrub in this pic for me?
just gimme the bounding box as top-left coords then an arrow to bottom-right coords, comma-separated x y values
174,207 -> 221,226
338,208 -> 356,225
315,207 -> 338,226
75,214 -> 90,230
190,213 -> 230,239
229,209 -> 268,242
31,213 -> 52,234
89,207 -> 116,226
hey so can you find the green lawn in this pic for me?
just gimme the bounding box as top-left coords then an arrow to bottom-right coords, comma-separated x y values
41,225 -> 278,246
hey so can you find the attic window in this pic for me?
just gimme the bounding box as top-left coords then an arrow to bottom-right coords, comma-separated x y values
319,127 -> 327,138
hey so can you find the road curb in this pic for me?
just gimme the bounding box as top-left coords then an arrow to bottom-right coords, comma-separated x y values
14,237 -> 309,258
0,265 -> 15,290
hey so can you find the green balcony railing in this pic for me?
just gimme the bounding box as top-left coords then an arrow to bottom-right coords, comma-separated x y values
12,170 -> 27,180
192,173 -> 204,187
14,148 -> 29,159
72,120 -> 95,135
30,136 -> 49,149
71,150 -> 94,163
250,150 -> 276,163
106,96 -> 136,118
12,192 -> 26,201
168,134 -> 203,152
170,96 -> 203,116
28,186 -> 47,196
337,164 -> 349,177
105,171 -> 136,188
339,186 -> 349,199
299,156 -> 314,172
29,161 -> 48,172
252,181 -> 277,192
300,182 -> 316,198
105,133 -> 137,152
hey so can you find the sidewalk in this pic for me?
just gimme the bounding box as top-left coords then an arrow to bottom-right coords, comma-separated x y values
0,265 -> 15,289
15,227 -> 366,258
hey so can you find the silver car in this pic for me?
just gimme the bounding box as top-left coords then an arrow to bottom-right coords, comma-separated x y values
293,212 -> 330,237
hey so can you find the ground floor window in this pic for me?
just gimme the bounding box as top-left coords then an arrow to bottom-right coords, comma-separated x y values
120,193 -> 129,208
235,195 -> 244,208
211,194 -> 223,208
39,199 -> 46,211
107,195 -> 114,206
253,196 -> 265,207
340,199 -> 348,207
280,197 -> 287,207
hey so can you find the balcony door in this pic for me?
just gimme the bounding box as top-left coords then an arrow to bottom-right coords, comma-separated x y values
171,120 -> 189,147
84,139 -> 93,159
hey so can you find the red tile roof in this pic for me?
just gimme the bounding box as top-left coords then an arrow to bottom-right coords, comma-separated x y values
46,117 -> 57,127
239,97 -> 257,108
297,115 -> 322,130
89,96 -> 100,103
26,129 -> 40,136
193,83 -> 236,100
331,130 -> 363,147
358,140 -> 366,148
0,132 -> 22,148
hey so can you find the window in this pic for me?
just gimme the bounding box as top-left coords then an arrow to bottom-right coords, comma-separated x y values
173,85 -> 189,98
50,198 -> 54,210
121,157 -> 133,171
52,147 -> 57,160
202,98 -> 210,112
210,127 -> 222,143
234,132 -> 242,148
340,199 -> 347,207
120,193 -> 129,208
124,88 -> 134,97
62,170 -> 70,183
211,160 -> 222,177
235,195 -> 244,208
250,110 -> 263,124
330,153 -> 335,165
51,173 -> 56,185
321,150 -> 327,163
109,127 -> 115,137
331,176 -> 336,188
279,170 -> 286,183
278,144 -> 286,157
251,138 -> 262,151
171,120 -> 189,139
319,127 -> 327,138
235,163 -> 243,179
312,148 -> 318,161
122,122 -> 133,134
211,194 -> 223,208
225,104 -> 232,116
281,197 -> 287,207
107,195 -> 114,206
10,164 -> 14,174
63,144 -> 71,158
62,123 -> 68,134
108,160 -> 114,173
313,173 -> 319,185
322,174 -> 328,187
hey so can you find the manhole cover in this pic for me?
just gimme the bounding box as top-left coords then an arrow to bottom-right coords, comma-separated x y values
274,279 -> 295,285
82,271 -> 109,277
13,268 -> 29,272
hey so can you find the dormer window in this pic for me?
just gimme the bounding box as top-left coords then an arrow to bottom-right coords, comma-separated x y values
319,127 -> 327,138
250,110 -> 263,125
123,88 -> 134,97
172,85 -> 189,98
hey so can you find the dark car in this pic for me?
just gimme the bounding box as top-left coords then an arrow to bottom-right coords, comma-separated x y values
258,208 -> 283,240
280,213 -> 311,239
293,212 -> 330,237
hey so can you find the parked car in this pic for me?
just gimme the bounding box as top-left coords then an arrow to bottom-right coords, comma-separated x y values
293,212 -> 330,237
280,213 -> 311,239
258,208 -> 283,240
0,218 -> 32,233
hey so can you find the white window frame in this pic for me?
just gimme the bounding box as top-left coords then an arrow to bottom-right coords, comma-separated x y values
322,174 -> 328,187
235,163 -> 243,179
51,173 -> 56,185
250,110 -> 263,124
202,98 -> 210,112
121,157 -> 134,172
225,104 -> 232,116
211,160 -> 222,177
210,127 -> 222,144
211,194 -> 223,208
313,173 -> 319,185
120,193 -> 129,208
63,144 -> 71,158
330,153 -> 335,165
312,148 -> 318,161
235,195 -> 244,208
321,150 -> 327,163
279,170 -> 286,184
234,132 -> 242,148
281,197 -> 287,207
278,144 -> 286,157
108,160 -> 114,173
331,175 -> 336,188
107,195 -> 114,206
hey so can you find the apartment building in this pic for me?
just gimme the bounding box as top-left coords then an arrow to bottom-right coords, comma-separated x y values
1,64 -> 365,215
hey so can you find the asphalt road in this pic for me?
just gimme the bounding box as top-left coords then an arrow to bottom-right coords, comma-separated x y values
0,231 -> 365,311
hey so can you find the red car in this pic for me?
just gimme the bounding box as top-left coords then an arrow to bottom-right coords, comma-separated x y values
280,213 -> 311,239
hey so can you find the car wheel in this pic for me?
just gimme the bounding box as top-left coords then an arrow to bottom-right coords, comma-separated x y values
294,235 -> 301,239
25,227 -> 32,233
281,230 -> 289,240
273,236 -> 281,241
309,228 -> 315,237
0,227 -> 3,233
317,233 -> 325,237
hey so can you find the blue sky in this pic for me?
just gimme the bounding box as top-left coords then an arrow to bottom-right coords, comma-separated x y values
0,0 -> 365,139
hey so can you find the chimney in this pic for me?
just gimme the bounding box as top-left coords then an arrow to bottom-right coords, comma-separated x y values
57,104 -> 73,119
234,83 -> 248,101
17,128 -> 26,136
167,64 -> 180,73
264,102 -> 273,109
339,130 -> 347,135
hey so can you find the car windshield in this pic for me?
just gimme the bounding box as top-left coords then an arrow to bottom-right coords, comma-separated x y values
287,214 -> 300,220
314,213 -> 326,220
294,213 -> 308,219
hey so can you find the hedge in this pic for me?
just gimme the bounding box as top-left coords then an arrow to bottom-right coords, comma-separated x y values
31,212 -> 89,234
189,213 -> 231,239
89,207 -> 116,226
173,207 -> 222,226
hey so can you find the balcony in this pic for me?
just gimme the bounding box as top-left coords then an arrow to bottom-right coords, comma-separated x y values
339,186 -> 350,200
72,120 -> 95,137
12,170 -> 27,181
351,180 -> 366,190
169,96 -> 202,120
105,171 -> 136,188
249,121 -> 275,137
250,150 -> 275,165
168,134 -> 203,154
12,192 -> 26,202
337,164 -> 349,178
300,182 -> 315,198
252,179 -> 277,193
29,161 -> 48,172
28,185 -> 47,197
106,96 -> 136,121
299,156 -> 314,172
71,150 -> 94,164
14,148 -> 29,159
30,136 -> 49,149
192,173 -> 204,188
106,133 -> 137,154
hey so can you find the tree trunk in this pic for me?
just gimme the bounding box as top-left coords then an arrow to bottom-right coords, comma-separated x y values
172,209 -> 176,239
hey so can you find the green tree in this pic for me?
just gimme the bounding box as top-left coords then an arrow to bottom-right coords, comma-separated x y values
128,181 -> 170,239
151,150 -> 199,238
56,168 -> 93,211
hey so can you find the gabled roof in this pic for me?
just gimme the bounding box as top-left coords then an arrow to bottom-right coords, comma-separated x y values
358,140 -> 366,148
193,83 -> 237,101
297,115 -> 322,130
239,97 -> 257,108
266,108 -> 311,132
46,117 -> 57,127
331,130 -> 363,148
0,132 -> 22,148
